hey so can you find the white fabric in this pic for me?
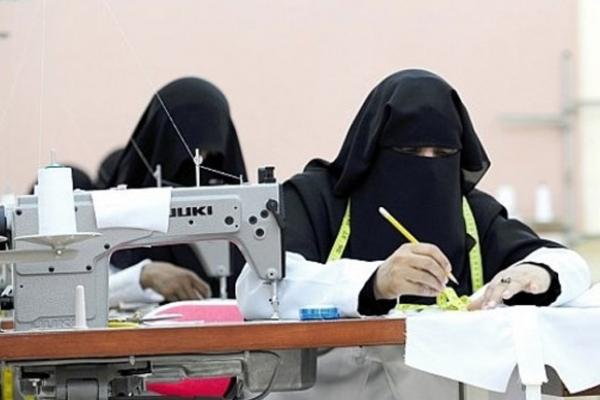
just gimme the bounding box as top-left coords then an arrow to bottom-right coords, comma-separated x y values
406,306 -> 600,395
405,247 -> 592,395
108,259 -> 164,308
538,307 -> 600,393
406,308 -> 517,392
236,252 -> 381,319
91,187 -> 171,232
509,308 -> 545,387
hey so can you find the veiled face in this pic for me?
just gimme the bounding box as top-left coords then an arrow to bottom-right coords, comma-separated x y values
392,146 -> 459,158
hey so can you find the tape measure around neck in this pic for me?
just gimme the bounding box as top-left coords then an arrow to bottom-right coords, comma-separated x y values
327,197 -> 484,294
326,201 -> 351,262
462,197 -> 483,292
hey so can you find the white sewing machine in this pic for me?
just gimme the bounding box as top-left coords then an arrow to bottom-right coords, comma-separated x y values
0,166 -> 323,400
0,166 -> 284,331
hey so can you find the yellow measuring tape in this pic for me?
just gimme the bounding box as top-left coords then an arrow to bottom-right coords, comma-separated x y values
1,367 -> 34,400
327,200 -> 351,262
108,321 -> 140,329
463,197 -> 484,292
327,198 -> 483,312
2,367 -> 14,400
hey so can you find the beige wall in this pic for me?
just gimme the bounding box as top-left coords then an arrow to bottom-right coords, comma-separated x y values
0,0 -> 578,225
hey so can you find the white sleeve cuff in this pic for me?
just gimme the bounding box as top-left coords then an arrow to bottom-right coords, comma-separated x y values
109,259 -> 165,308
517,247 -> 591,306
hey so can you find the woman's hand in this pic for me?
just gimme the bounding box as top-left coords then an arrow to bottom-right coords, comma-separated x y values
140,262 -> 212,302
468,263 -> 552,310
374,243 -> 452,299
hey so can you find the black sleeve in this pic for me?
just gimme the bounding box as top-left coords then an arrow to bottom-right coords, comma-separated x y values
282,182 -> 323,261
358,270 -> 397,315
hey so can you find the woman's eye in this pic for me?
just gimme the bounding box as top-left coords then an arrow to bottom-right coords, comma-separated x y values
434,149 -> 458,157
395,147 -> 419,154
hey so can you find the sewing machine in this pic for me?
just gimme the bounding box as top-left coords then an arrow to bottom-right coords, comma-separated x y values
0,167 -> 317,400
0,167 -> 284,331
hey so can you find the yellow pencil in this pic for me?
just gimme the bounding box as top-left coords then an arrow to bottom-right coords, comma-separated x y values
378,207 -> 459,285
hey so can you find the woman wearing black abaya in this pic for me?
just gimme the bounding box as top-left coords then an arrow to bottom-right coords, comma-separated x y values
108,77 -> 247,306
95,148 -> 123,190
236,70 -> 589,399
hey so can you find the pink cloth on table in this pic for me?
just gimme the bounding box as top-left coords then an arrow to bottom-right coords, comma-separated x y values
145,300 -> 243,398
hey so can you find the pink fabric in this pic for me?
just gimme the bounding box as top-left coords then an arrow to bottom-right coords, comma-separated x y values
145,300 -> 243,398
148,377 -> 233,398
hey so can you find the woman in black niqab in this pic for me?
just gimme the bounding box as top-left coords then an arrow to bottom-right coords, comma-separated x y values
109,77 -> 247,298
108,77 -> 246,188
236,69 -> 589,400
283,69 -> 563,311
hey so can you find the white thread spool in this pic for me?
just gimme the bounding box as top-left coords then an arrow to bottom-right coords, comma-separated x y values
37,166 -> 77,236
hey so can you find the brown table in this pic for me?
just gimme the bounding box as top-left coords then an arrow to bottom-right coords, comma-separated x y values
0,318 -> 596,397
0,318 -> 405,361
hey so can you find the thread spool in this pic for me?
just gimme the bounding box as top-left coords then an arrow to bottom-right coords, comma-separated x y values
37,166 -> 77,236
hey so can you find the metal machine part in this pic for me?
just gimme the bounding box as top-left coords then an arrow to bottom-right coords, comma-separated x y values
0,284 -> 13,310
0,206 -> 7,246
244,349 -> 317,393
3,176 -> 284,331
190,240 -> 231,299
258,167 -> 276,184
12,349 -> 316,400
0,205 -> 12,294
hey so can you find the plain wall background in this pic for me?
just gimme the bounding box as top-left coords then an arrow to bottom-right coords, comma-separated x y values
0,0 -> 578,225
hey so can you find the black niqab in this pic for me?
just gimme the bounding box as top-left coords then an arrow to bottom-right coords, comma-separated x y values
330,69 -> 489,195
96,148 -> 124,190
109,77 -> 247,298
108,77 -> 247,188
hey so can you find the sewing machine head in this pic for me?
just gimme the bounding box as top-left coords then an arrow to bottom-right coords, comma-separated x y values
0,171 -> 284,331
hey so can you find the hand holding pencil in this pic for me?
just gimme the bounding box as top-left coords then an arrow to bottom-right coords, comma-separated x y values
378,207 -> 458,285
371,207 -> 457,301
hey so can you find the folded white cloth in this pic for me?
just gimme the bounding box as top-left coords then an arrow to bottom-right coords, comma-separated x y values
405,305 -> 600,395
91,188 -> 171,232
538,307 -> 600,392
